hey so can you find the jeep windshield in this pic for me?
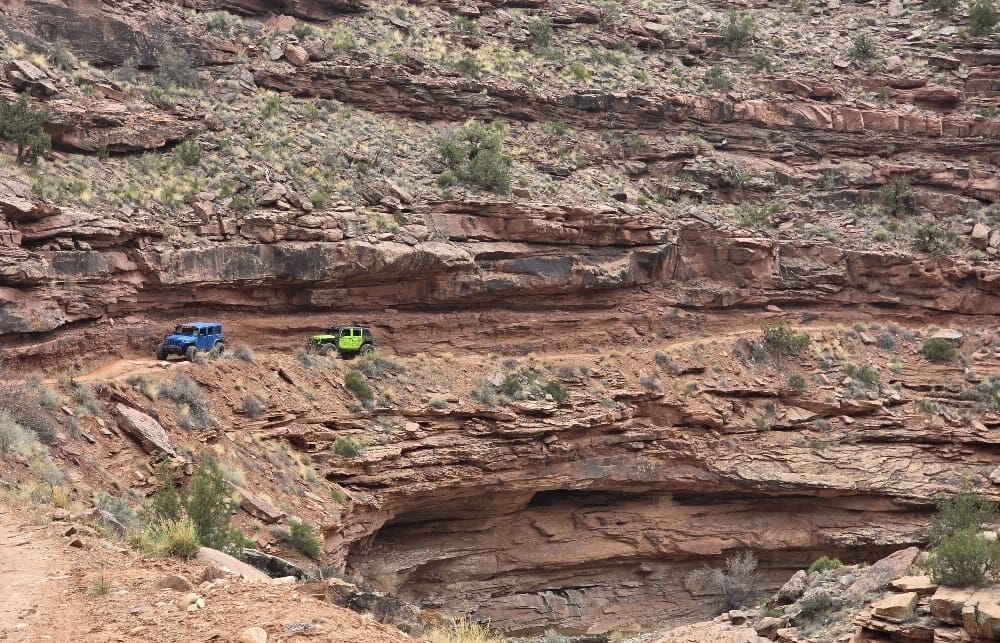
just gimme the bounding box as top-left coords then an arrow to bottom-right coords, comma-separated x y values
174,326 -> 197,335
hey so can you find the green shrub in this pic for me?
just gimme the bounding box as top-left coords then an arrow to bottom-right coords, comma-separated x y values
260,92 -> 282,118
291,21 -> 317,38
849,32 -> 878,63
928,528 -> 1000,585
807,556 -> 842,574
454,54 -> 483,78
798,591 -> 833,619
927,0 -> 960,13
970,0 -> 999,34
500,373 -> 523,398
233,346 -> 253,362
920,338 -> 958,363
843,364 -> 879,387
911,223 -> 951,254
185,455 -> 245,555
175,138 -> 201,166
356,354 -> 406,379
762,322 -> 810,357
426,618 -> 505,643
156,517 -> 201,559
438,121 -> 512,194
879,178 -> 917,215
787,374 -> 807,392
453,16 -> 478,33
334,435 -> 361,457
567,62 -> 589,80
150,464 -> 184,523
542,381 -> 568,403
705,65 -> 732,91
344,370 -> 373,403
736,202 -> 782,230
976,376 -> 1000,410
0,93 -> 51,164
932,489 -> 998,544
751,51 -> 773,72
722,11 -> 756,51
529,16 -> 555,48
155,46 -> 198,89
275,521 -> 323,560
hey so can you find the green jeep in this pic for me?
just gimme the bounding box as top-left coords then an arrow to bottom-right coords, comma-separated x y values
307,326 -> 375,357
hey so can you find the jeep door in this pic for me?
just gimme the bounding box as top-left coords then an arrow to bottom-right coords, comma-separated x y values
339,328 -> 362,351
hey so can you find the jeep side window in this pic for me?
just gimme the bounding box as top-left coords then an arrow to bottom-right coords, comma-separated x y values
200,328 -> 207,336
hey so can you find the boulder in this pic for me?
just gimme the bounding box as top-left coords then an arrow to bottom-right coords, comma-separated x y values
242,549 -> 306,579
931,587 -> 972,624
847,547 -> 920,596
232,486 -> 286,523
154,574 -> 193,592
283,44 -> 309,66
871,591 -> 917,623
196,547 -> 270,583
971,223 -> 991,248
962,590 -> 1000,639
889,575 -> 936,596
777,570 -> 808,604
115,404 -> 175,456
239,627 -> 268,643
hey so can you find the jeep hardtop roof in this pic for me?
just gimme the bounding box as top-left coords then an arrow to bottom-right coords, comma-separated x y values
176,322 -> 222,330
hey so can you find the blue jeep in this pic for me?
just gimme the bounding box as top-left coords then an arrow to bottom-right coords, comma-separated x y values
156,322 -> 224,361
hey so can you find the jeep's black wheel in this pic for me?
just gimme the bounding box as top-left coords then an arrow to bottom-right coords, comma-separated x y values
214,341 -> 225,355
156,345 -> 168,361
359,343 -> 374,356
185,345 -> 198,362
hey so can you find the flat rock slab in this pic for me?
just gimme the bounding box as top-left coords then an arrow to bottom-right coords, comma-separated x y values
196,547 -> 270,583
115,404 -> 175,456
890,575 -> 937,596
872,591 -> 917,623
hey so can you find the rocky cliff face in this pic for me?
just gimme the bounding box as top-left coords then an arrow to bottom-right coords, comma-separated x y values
1,0 -> 999,637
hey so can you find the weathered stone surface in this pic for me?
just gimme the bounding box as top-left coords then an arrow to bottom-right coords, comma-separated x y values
777,570 -> 808,604
196,547 -> 271,583
871,592 -> 917,623
931,587 -> 973,624
961,589 -> 1000,639
889,576 -> 936,596
115,404 -> 175,456
232,486 -> 286,523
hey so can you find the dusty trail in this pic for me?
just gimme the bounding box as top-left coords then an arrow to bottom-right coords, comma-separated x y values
0,507 -> 72,641
56,304 -> 972,384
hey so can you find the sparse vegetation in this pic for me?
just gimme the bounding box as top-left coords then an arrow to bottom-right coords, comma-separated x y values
344,370 -> 374,403
798,591 -> 833,619
439,120 -> 512,194
920,338 -> 958,363
761,322 -> 810,358
88,571 -> 112,596
174,138 -> 202,167
849,32 -> 878,64
241,393 -> 266,418
969,0 -> 999,35
233,346 -> 253,362
843,364 -> 880,387
879,178 -> 917,215
154,46 -> 198,89
927,490 -> 1000,586
686,550 -> 759,611
160,374 -> 212,428
705,65 -> 732,91
542,380 -> 568,403
0,93 -> 52,164
334,435 -> 361,458
528,16 -> 555,48
787,374 -> 807,392
722,11 -> 756,52
807,556 -> 842,573
426,618 -> 505,643
927,0 -> 960,13
184,455 -> 248,556
156,516 -> 201,559
274,521 -> 323,560
912,223 -> 952,255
